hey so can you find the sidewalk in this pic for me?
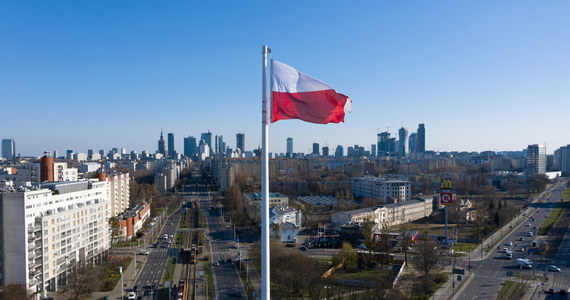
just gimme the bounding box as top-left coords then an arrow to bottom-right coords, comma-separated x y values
433,185 -> 556,300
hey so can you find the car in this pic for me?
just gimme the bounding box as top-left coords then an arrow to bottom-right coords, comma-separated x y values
212,262 -> 220,266
547,265 -> 561,272
505,253 -> 513,259
127,292 -> 137,300
226,258 -> 232,263
139,250 -> 149,255
300,246 -> 307,251
219,259 -> 225,263
518,247 -> 525,252
527,223 -> 532,227
169,234 -> 174,238
546,288 -> 555,294
549,208 -> 552,211
519,237 -> 525,241
506,241 -> 513,246
501,247 -> 509,253
133,285 -> 139,292
151,282 -> 157,289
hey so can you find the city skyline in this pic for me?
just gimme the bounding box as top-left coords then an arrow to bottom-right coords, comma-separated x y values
2,1 -> 569,155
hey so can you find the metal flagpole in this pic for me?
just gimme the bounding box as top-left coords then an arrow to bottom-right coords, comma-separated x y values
261,45 -> 271,300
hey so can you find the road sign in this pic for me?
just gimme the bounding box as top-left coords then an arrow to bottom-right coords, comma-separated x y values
440,192 -> 453,205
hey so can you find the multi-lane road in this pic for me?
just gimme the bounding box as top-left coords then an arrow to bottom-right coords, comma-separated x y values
131,208 -> 184,299
459,183 -> 569,299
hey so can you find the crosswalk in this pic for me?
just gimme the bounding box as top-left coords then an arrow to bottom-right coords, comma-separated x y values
471,270 -> 568,292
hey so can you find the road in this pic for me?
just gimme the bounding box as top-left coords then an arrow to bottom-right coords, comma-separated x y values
131,208 -> 184,299
198,194 -> 246,299
459,182 -> 569,299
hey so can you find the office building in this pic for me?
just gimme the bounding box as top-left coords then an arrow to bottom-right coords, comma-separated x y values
398,127 -> 407,157
0,180 -> 110,294
167,133 -> 175,158
215,135 -> 225,154
1,139 -> 15,161
236,133 -> 245,152
158,131 -> 166,155
312,143 -> 320,155
554,145 -> 570,176
286,138 -> 293,156
409,133 -> 417,153
201,131 -> 212,151
335,145 -> 343,157
525,144 -> 546,176
322,146 -> 329,157
417,124 -> 425,153
184,136 -> 197,157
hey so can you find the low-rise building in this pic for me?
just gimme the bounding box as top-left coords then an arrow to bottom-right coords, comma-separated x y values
243,193 -> 289,222
116,203 -> 151,241
352,176 -> 411,203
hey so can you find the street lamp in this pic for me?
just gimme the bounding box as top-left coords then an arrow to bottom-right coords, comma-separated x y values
324,286 -> 331,300
119,266 -> 124,299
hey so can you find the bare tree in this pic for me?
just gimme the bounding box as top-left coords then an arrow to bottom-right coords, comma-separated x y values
109,217 -> 122,244
0,285 -> 33,300
415,233 -> 440,277
362,217 -> 374,266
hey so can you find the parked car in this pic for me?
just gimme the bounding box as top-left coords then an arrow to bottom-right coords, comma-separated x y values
127,292 -> 137,300
506,241 -> 513,246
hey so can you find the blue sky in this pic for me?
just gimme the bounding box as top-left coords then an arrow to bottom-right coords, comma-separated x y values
1,1 -> 569,156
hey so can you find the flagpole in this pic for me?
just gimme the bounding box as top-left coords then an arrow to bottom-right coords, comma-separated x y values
261,45 -> 271,300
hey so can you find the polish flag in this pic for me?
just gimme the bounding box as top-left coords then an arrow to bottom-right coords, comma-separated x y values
271,60 -> 352,124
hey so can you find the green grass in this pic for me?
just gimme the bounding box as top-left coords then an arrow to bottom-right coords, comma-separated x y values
162,257 -> 177,283
538,202 -> 567,235
497,280 -> 527,300
562,188 -> 570,201
203,255 -> 215,299
452,243 -> 478,253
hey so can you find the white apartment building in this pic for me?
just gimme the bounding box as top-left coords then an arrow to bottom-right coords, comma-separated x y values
53,162 -> 78,182
331,197 -> 433,229
352,176 -> 411,203
106,172 -> 130,217
0,180 -> 110,295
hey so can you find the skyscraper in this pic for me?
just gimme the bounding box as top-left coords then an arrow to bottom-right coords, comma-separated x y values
184,136 -> 197,157
322,146 -> 329,157
335,145 -> 344,157
526,144 -> 546,176
286,137 -> 293,156
167,133 -> 175,158
312,143 -> 320,155
158,131 -> 166,155
236,133 -> 245,152
201,131 -> 212,151
417,123 -> 425,153
398,127 -> 408,157
1,139 -> 15,160
409,133 -> 417,153
215,135 -> 225,154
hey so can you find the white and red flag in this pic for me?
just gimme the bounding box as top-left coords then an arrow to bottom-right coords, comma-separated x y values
271,60 -> 352,124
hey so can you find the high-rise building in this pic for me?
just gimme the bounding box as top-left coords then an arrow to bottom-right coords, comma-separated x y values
409,133 -> 417,153
184,136 -> 197,157
322,146 -> 329,157
167,133 -> 175,158
525,144 -> 546,176
201,131 -> 213,151
158,131 -> 166,155
312,143 -> 320,155
554,145 -> 570,176
215,135 -> 225,154
1,139 -> 15,160
0,180 -> 110,294
286,138 -> 294,156
236,133 -> 245,152
398,127 -> 408,157
417,124 -> 425,153
335,145 -> 344,157
377,132 -> 395,155
371,144 -> 377,157
199,139 -> 210,160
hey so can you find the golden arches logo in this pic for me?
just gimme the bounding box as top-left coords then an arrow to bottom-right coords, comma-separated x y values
440,180 -> 452,190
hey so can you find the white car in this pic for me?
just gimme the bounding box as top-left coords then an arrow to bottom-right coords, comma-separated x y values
506,241 -> 513,246
127,291 -> 136,300
547,265 -> 561,272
